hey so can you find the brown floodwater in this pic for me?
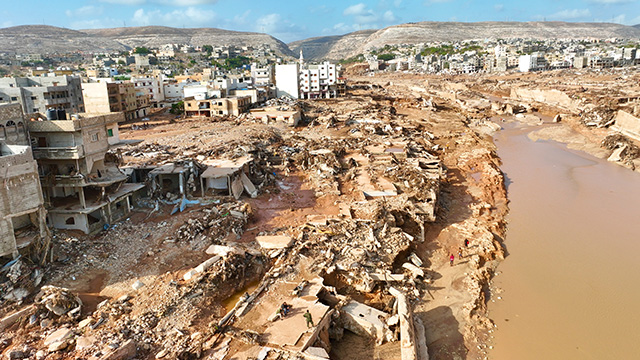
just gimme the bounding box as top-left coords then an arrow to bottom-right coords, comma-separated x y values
488,122 -> 640,359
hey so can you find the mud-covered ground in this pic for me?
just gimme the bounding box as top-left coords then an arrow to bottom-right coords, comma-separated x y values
4,67 -> 637,360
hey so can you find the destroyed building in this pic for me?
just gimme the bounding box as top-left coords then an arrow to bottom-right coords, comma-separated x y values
0,104 -> 49,259
28,112 -> 144,234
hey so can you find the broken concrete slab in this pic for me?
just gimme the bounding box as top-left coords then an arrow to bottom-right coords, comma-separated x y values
306,215 -> 328,226
341,301 -> 391,343
612,110 -> 640,142
183,255 -> 222,280
0,305 -> 34,331
608,144 -> 628,163
44,327 -> 74,346
255,235 -> 293,250
303,346 -> 330,359
369,272 -> 405,282
205,245 -> 244,257
241,172 -> 258,198
75,335 -> 97,351
402,263 -> 425,279
98,339 -> 136,360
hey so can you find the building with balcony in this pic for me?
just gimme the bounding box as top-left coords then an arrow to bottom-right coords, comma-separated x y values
184,96 -> 251,117
0,75 -> 84,116
251,63 -> 274,86
82,81 -> 149,121
299,62 -> 339,99
28,112 -> 144,234
0,104 -> 49,259
131,76 -> 165,107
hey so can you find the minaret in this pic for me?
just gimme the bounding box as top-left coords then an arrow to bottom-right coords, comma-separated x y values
299,49 -> 304,67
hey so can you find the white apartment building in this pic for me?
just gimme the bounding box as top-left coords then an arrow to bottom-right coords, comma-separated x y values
251,63 -> 274,86
518,55 -> 546,72
299,62 -> 338,99
275,64 -> 300,99
183,84 -> 223,100
163,81 -> 187,101
131,76 -> 165,107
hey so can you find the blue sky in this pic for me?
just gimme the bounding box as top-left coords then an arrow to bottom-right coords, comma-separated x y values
2,0 -> 639,42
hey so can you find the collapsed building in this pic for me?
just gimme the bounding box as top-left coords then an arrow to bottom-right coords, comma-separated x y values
0,104 -> 49,259
28,112 -> 145,234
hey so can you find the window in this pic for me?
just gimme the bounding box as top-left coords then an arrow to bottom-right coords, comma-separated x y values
91,133 -> 99,142
65,217 -> 75,225
107,129 -> 114,137
31,96 -> 37,100
11,97 -> 17,101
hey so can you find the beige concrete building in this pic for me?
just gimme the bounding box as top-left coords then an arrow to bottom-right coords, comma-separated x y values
0,104 -> 48,258
28,112 -> 144,234
184,96 -> 251,117
82,81 -> 149,121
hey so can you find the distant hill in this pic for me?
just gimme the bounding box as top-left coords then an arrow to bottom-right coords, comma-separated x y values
289,30 -> 377,61
83,26 -> 293,56
1,22 -> 639,60
0,25 -> 127,54
291,21 -> 640,61
0,25 -> 293,56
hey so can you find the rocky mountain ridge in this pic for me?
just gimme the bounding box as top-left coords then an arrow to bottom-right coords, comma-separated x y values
291,21 -> 640,61
1,22 -> 639,61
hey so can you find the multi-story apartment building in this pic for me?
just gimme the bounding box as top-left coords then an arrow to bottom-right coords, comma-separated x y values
163,81 -> 187,101
131,76 -> 165,107
251,63 -> 274,86
82,81 -> 149,121
28,112 -> 144,234
0,76 -> 84,116
299,62 -> 339,99
0,104 -> 48,258
184,96 -> 251,117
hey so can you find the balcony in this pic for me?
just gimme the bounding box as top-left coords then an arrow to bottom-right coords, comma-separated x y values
40,174 -> 86,187
32,146 -> 84,160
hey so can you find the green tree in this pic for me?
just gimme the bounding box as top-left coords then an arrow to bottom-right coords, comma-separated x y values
134,47 -> 151,55
377,53 -> 395,61
170,101 -> 184,115
202,45 -> 213,54
224,56 -> 251,69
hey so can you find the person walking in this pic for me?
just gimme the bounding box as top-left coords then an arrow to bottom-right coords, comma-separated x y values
458,247 -> 463,259
464,239 -> 470,247
449,254 -> 455,266
304,309 -> 314,328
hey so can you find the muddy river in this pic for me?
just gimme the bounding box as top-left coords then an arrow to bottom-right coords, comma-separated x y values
488,122 -> 640,359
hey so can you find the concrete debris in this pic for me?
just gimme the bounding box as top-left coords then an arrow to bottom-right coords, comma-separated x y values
255,235 -> 294,250
581,105 -> 616,128
35,286 -> 82,318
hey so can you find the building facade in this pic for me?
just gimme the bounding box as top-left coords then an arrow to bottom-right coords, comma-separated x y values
28,112 -> 144,234
184,96 -> 251,117
0,104 -> 48,258
82,81 -> 149,121
0,76 -> 84,116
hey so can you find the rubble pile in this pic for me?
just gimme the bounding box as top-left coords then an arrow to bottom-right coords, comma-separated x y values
171,201 -> 252,248
602,133 -> 640,165
34,286 -> 82,319
581,105 -> 617,128
1,258 -> 43,304
263,96 -> 301,111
